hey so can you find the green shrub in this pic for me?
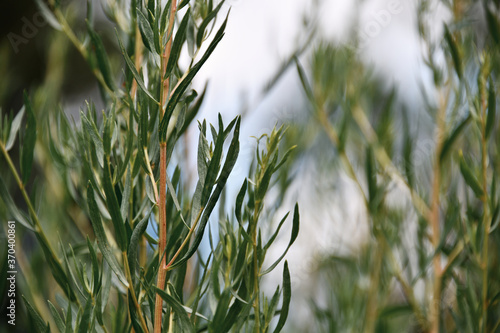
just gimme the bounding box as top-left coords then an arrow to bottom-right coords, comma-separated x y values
0,1 -> 298,332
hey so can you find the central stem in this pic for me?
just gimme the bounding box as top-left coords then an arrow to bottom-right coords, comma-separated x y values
154,1 -> 177,332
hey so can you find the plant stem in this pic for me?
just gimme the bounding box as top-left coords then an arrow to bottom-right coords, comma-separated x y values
429,89 -> 448,333
123,251 -> 149,332
154,2 -> 177,332
480,83 -> 490,333
252,203 -> 261,333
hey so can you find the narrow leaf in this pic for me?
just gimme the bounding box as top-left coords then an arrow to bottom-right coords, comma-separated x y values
165,8 -> 191,77
459,152 -> 484,198
22,296 -> 47,333
87,21 -> 116,91
486,79 -> 496,139
273,261 -> 291,333
154,287 -> 195,333
116,30 -> 159,104
159,13 -> 229,141
137,8 -> 157,54
34,0 -> 62,30
261,204 -> 299,275
87,182 -> 128,287
5,106 -> 25,151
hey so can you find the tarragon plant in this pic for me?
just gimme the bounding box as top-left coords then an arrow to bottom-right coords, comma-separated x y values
0,0 -> 299,332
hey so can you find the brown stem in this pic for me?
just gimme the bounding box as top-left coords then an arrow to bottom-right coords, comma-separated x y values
154,2 -> 177,332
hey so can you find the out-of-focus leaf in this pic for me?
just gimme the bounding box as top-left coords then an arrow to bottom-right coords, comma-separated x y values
459,152 -> 484,198
0,177 -> 33,230
440,115 -> 471,162
5,106 -> 24,151
444,24 -> 462,78
486,79 -> 496,139
87,21 -> 116,91
21,92 -> 36,184
34,0 -> 62,30
485,4 -> 500,45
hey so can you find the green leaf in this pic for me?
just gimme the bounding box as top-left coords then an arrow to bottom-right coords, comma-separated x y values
48,301 -> 66,333
178,0 -> 190,10
166,172 -> 188,228
120,167 -> 132,222
485,4 -> 500,45
165,8 -> 191,77
137,8 -> 158,54
440,115 -> 471,162
5,106 -> 24,151
116,30 -> 159,104
170,117 -> 240,269
34,0 -> 62,30
235,179 -> 247,224
127,208 -> 152,280
64,300 -> 72,333
295,57 -> 314,102
81,110 -> 104,168
23,296 -> 48,333
102,158 -> 128,251
196,1 -> 225,47
87,182 -> 128,287
0,177 -> 33,230
86,237 -> 100,295
210,289 -> 232,331
86,21 -> 116,91
77,297 -> 92,333
35,231 -> 77,301
201,115 -> 225,206
159,13 -> 229,141
154,287 -> 195,333
179,84 -> 207,135
459,152 -> 484,198
128,289 -> 145,333
21,92 -> 36,184
272,261 -> 291,333
256,152 -> 278,203
444,24 -> 462,79
486,79 -> 496,139
263,212 -> 290,251
261,204 -> 299,275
